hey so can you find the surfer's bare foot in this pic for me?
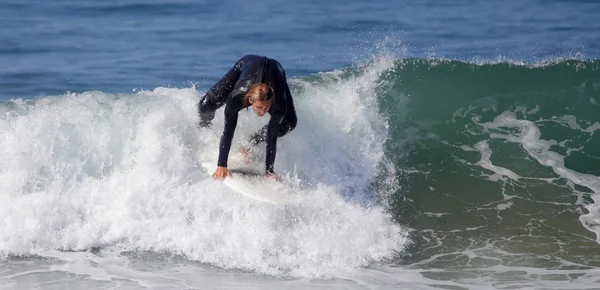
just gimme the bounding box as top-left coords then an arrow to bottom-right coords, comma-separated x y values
241,146 -> 250,164
266,173 -> 281,182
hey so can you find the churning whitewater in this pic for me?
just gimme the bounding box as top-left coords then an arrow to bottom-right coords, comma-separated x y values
0,58 -> 408,278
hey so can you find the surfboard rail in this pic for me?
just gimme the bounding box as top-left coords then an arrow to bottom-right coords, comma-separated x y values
201,162 -> 301,205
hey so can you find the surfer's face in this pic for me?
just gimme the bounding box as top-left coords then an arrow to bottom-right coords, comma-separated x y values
250,99 -> 272,116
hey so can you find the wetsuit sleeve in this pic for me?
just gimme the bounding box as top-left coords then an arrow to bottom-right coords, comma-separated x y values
264,71 -> 293,174
265,117 -> 282,174
217,109 -> 239,167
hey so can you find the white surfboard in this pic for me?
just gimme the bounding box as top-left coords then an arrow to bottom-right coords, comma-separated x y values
201,162 -> 301,205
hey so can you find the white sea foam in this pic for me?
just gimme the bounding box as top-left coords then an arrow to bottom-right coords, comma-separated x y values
475,111 -> 600,242
0,58 -> 407,278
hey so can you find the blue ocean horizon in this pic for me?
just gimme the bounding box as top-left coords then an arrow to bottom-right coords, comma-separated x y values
1,0 -> 598,100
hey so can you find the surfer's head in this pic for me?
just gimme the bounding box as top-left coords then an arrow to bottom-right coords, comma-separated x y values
245,83 -> 274,117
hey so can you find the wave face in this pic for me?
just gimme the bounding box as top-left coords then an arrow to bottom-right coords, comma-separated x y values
2,57 -> 600,288
379,58 -> 600,286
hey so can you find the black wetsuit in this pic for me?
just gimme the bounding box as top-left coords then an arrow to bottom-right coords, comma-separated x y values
198,54 -> 297,174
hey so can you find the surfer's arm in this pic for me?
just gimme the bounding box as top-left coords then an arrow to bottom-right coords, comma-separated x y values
217,109 -> 239,168
265,117 -> 282,174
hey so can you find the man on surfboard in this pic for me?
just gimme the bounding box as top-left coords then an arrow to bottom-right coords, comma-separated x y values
198,55 -> 297,180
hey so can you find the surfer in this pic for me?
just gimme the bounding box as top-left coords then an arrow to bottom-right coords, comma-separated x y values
198,54 -> 297,180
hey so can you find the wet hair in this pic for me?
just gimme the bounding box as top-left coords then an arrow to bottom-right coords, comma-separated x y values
244,83 -> 274,108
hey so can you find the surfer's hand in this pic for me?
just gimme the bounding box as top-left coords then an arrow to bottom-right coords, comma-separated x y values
212,166 -> 232,180
266,173 -> 281,182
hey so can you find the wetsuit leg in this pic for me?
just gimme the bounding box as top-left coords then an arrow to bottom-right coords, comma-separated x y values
249,125 -> 268,145
198,77 -> 229,127
198,97 -> 220,127
198,59 -> 244,127
249,109 -> 297,145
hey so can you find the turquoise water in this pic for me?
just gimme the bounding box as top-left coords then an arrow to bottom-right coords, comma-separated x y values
383,59 -> 600,284
2,0 -> 600,289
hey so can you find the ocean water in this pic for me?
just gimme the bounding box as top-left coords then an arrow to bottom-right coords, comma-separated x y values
1,0 -> 600,289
